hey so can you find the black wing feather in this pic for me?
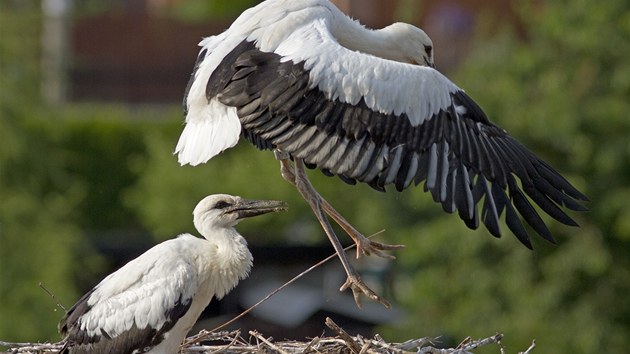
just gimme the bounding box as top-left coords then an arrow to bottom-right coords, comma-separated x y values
203,40 -> 588,247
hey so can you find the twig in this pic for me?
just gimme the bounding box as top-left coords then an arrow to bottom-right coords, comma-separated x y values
207,332 -> 241,354
519,340 -> 536,354
302,336 -> 321,353
416,333 -> 503,354
0,341 -> 63,353
1,328 -> 527,354
459,334 -> 503,351
390,336 -> 433,351
181,330 -> 242,353
370,334 -> 407,353
38,282 -> 66,312
358,341 -> 372,354
182,329 -> 240,347
249,330 -> 289,354
456,336 -> 472,350
325,317 -> 362,353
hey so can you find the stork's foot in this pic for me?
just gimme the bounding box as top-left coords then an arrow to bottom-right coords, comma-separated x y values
341,274 -> 391,309
317,198 -> 405,259
352,234 -> 405,260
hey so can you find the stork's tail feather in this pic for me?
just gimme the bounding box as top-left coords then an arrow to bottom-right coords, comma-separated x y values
175,101 -> 242,166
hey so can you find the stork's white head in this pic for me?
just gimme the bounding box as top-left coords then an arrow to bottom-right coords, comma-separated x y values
193,194 -> 287,234
382,22 -> 434,68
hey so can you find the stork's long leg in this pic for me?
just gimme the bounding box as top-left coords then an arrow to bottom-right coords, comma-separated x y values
278,158 -> 403,259
277,155 -> 392,308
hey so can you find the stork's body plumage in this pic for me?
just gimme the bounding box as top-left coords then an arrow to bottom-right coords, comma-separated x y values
176,0 -> 588,307
59,195 -> 286,354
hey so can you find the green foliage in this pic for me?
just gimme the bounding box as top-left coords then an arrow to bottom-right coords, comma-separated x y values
0,180 -> 83,342
0,4 -> 162,341
0,108 -> 170,342
379,0 -> 630,352
57,110 -> 151,229
169,0 -> 259,23
72,0 -> 257,21
0,3 -> 84,342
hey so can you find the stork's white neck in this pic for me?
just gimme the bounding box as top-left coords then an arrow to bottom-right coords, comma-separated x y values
198,227 -> 253,299
330,15 -> 406,63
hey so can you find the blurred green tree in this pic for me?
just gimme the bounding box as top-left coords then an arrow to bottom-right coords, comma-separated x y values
0,3 -> 85,341
378,0 -> 629,353
0,2 -> 156,342
168,0 -> 259,22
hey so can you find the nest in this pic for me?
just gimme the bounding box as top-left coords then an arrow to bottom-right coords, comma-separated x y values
1,318 -> 535,354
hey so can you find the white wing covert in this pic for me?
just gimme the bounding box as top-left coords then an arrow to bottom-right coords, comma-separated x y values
59,240 -> 199,353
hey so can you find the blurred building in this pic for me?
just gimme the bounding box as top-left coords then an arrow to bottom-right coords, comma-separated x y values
43,0 -> 520,104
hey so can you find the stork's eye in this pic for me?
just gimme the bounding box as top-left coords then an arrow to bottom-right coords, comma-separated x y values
424,45 -> 432,56
213,201 -> 232,209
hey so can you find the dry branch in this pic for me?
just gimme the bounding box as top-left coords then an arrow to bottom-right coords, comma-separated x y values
1,320 -> 534,354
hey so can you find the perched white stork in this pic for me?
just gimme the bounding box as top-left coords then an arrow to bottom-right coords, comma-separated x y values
175,0 -> 588,307
58,194 -> 287,354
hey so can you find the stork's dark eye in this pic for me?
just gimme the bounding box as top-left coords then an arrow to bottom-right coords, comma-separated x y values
424,45 -> 432,56
213,201 -> 232,209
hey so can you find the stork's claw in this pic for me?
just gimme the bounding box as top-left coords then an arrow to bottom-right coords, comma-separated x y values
341,275 -> 391,309
316,197 -> 404,259
353,236 -> 405,260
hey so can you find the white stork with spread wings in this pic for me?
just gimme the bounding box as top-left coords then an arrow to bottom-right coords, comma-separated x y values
175,0 -> 588,307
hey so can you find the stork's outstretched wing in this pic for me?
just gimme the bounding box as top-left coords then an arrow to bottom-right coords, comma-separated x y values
193,19 -> 587,248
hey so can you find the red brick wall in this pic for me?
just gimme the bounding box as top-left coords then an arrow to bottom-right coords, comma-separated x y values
70,15 -> 230,102
69,0 -> 520,103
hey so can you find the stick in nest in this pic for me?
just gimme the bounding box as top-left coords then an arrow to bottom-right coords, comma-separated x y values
325,317 -> 362,353
2,329 -> 536,354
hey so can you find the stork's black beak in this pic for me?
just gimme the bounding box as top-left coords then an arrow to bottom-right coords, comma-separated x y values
228,199 -> 288,220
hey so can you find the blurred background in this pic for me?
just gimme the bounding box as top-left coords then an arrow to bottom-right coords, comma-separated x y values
1,0 -> 629,352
